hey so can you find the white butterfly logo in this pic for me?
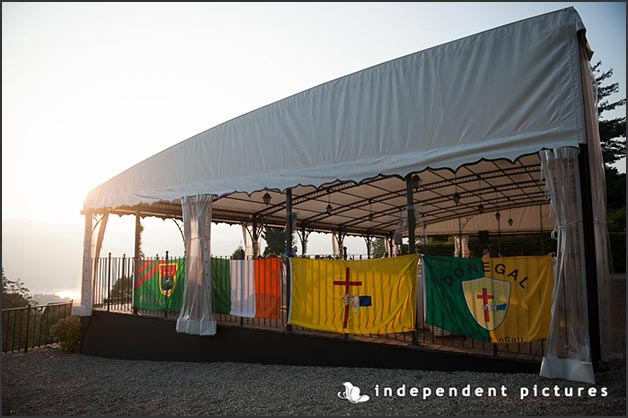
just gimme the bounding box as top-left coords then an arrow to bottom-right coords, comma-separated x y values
338,382 -> 370,404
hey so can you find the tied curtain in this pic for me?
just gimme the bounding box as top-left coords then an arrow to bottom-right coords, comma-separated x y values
176,194 -> 216,336
539,148 -> 593,384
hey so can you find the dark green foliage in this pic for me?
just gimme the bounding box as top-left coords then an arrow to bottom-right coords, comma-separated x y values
605,166 -> 626,224
591,62 -> 626,167
106,275 -> 134,306
416,243 -> 455,256
605,167 -> 626,210
49,315 -> 81,353
609,233 -> 626,273
607,207 -> 626,233
371,238 -> 386,258
262,227 -> 290,257
2,269 -> 33,309
414,234 -> 557,258
231,246 -> 245,260
469,234 -> 556,257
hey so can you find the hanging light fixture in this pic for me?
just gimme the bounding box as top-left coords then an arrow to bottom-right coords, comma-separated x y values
368,199 -> 374,221
508,207 -> 513,226
412,174 -> 421,192
452,172 -> 460,204
495,211 -> 501,221
326,189 -> 333,215
262,192 -> 271,206
477,175 -> 484,213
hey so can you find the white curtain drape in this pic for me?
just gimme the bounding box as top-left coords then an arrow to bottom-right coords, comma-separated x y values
241,224 -> 256,259
454,235 -> 470,258
539,148 -> 594,384
73,212 -> 109,316
332,232 -> 342,258
384,238 -> 393,258
176,194 -> 216,336
581,54 -> 614,361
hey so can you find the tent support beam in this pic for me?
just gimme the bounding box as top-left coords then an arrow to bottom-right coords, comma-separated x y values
406,176 -> 418,346
73,210 -> 94,316
285,188 -> 293,331
285,189 -> 294,257
133,209 -> 142,315
578,143 -> 601,369
539,204 -> 545,254
406,177 -> 416,254
364,233 -> 372,259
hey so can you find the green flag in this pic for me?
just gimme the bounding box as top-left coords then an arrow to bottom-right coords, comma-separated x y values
423,255 -> 553,343
212,257 -> 231,314
423,255 -> 488,341
134,258 -> 186,311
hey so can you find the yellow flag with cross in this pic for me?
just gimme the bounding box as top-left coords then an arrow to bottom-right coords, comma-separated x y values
288,254 -> 418,334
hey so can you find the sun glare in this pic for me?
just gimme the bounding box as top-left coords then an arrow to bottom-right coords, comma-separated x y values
55,290 -> 80,301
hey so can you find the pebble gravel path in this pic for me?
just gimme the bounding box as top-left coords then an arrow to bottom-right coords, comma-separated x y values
2,347 -> 625,415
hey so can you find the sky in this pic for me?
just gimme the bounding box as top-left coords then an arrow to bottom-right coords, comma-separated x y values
2,2 -> 626,296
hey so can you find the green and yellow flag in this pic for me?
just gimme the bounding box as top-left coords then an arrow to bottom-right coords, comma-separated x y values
134,258 -> 186,311
423,255 -> 554,343
289,254 -> 418,334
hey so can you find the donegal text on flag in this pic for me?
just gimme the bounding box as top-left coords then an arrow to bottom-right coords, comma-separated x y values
423,255 -> 554,343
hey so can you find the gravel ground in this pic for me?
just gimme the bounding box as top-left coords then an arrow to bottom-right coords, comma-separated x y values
2,347 -> 625,416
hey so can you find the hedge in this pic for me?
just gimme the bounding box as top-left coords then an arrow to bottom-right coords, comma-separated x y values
416,233 -> 625,273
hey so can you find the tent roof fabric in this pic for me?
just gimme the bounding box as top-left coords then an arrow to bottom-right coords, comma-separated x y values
104,154 -> 553,238
85,8 -> 586,216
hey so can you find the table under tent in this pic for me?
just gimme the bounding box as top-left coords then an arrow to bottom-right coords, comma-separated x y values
76,8 -> 613,384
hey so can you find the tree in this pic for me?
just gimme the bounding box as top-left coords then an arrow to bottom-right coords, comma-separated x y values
591,62 -> 626,232
606,166 -> 626,232
591,61 -> 626,166
2,269 -> 34,308
371,238 -> 386,258
231,246 -> 245,260
106,275 -> 134,305
262,227 -> 291,257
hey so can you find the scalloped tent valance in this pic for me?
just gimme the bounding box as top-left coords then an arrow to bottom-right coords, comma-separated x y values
84,8 -> 587,211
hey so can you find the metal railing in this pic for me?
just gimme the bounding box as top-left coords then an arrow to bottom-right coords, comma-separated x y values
2,302 -> 74,353
92,253 -> 546,360
93,254 -> 134,313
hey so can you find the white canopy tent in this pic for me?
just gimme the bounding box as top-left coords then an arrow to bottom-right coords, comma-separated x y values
76,8 -> 612,384
85,9 -> 586,210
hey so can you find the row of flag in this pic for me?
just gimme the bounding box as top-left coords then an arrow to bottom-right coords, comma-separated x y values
133,257 -> 281,319
211,257 -> 281,319
131,254 -> 554,342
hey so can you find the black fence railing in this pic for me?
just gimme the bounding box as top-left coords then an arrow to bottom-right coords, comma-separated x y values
92,254 -> 546,360
93,254 -> 134,313
2,302 -> 74,353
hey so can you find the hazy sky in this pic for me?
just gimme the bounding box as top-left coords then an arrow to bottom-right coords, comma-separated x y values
2,2 -> 626,295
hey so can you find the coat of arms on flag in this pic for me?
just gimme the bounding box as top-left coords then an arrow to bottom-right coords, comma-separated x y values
462,277 -> 510,331
159,262 -> 179,297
